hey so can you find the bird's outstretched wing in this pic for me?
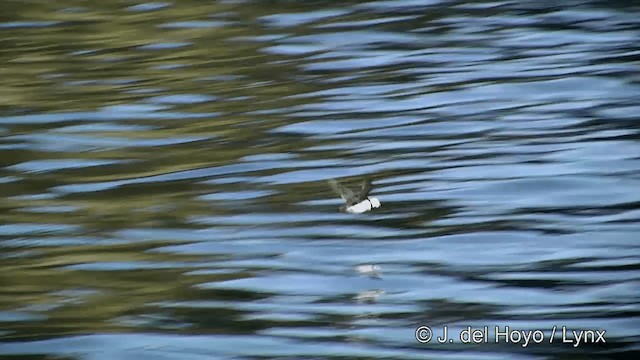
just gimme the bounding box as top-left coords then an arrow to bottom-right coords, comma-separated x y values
328,179 -> 355,202
358,178 -> 372,201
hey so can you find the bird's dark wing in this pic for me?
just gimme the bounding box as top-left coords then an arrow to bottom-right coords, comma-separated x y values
357,178 -> 372,201
328,179 -> 355,203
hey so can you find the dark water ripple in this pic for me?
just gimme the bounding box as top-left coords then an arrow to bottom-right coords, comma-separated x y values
1,0 -> 639,359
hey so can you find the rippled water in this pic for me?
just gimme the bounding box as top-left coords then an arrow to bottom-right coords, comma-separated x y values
1,0 -> 639,359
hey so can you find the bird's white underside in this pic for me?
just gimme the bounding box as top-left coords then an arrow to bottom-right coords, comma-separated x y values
346,197 -> 381,214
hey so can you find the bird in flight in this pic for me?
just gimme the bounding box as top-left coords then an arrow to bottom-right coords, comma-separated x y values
328,178 -> 381,214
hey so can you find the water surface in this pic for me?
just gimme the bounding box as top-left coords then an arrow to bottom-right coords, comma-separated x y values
1,0 -> 639,359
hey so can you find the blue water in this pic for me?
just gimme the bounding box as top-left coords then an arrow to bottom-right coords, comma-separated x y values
1,0 -> 639,359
